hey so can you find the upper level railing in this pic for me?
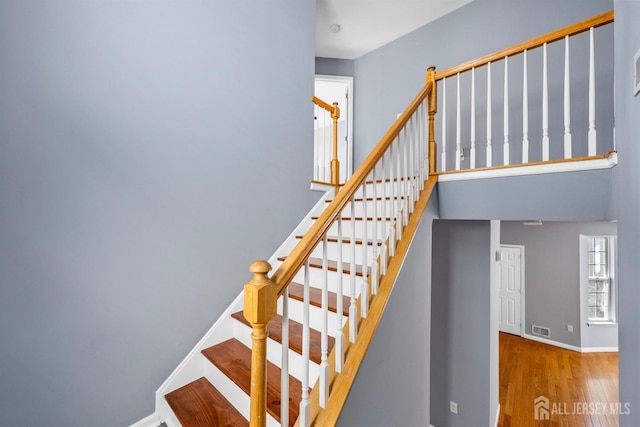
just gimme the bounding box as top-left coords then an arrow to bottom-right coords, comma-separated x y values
435,11 -> 614,174
312,96 -> 341,190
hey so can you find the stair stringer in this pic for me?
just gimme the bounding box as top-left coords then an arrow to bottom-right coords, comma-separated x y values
150,189 -> 335,426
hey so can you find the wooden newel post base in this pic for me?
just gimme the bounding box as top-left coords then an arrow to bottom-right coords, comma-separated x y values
243,260 -> 277,427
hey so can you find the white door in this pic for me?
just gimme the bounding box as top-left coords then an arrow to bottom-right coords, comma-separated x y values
498,245 -> 524,335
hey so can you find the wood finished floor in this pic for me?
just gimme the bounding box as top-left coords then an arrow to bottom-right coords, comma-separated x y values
499,332 -> 619,427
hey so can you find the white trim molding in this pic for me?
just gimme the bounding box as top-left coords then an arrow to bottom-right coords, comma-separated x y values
524,333 -> 618,353
524,333 -> 582,353
129,413 -> 160,427
438,152 -> 617,182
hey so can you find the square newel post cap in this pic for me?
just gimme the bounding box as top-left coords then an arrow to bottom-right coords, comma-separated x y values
243,260 -> 277,325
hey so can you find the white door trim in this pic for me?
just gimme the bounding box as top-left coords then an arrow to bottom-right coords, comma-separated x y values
500,244 -> 525,336
315,74 -> 354,180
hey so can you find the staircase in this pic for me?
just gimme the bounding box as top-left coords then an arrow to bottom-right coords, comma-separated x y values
158,173 -> 437,426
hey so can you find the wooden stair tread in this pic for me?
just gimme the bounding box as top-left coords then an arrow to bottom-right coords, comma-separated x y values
277,256 -> 365,277
288,282 -> 350,316
165,377 -> 248,427
231,311 -> 333,365
294,235 -> 382,246
201,338 -> 301,426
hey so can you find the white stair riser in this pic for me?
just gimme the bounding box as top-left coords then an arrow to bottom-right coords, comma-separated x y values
233,320 -> 321,383
202,361 -> 280,427
326,219 -> 393,240
281,296 -> 347,338
290,267 -> 369,297
326,199 -> 400,218
307,240 -> 381,265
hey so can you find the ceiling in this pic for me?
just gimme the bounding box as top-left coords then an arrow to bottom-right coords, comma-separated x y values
316,0 -> 474,60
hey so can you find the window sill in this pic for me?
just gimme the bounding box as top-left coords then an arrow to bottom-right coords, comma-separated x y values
587,321 -> 617,327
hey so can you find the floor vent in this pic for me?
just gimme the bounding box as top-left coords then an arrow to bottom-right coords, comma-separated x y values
532,325 -> 550,338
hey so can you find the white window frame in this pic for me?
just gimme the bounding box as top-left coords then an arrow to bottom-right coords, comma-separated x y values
579,235 -> 617,326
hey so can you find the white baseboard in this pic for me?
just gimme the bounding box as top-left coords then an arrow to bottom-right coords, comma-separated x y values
523,333 -> 582,352
523,333 -> 618,353
129,413 -> 160,427
581,346 -> 619,353
494,403 -> 501,427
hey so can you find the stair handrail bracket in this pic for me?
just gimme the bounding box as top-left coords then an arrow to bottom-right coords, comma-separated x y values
244,75 -> 436,426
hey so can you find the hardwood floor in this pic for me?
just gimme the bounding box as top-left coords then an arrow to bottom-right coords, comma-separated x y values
499,332 -> 619,427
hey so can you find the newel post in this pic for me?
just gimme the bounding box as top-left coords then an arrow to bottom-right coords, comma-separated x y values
243,260 -> 277,427
427,66 -> 438,175
330,102 -> 341,192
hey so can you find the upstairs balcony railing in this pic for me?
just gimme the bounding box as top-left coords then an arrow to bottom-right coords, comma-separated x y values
434,11 -> 615,175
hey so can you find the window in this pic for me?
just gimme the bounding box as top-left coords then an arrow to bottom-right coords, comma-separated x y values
586,236 -> 614,322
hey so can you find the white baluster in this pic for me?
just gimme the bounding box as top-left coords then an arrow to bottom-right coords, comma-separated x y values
299,260 -> 310,427
470,67 -> 476,169
441,77 -> 447,171
388,142 -> 396,258
588,27 -> 597,156
395,139 -> 403,241
371,166 -> 379,295
542,42 -> 549,161
522,49 -> 529,163
564,35 -> 572,159
349,197 -> 357,343
380,154 -> 387,275
361,182 -> 369,319
280,289 -> 289,427
335,217 -> 344,373
487,62 -> 493,167
314,106 -> 321,181
401,128 -> 409,226
456,73 -> 461,170
503,56 -> 510,166
319,234 -> 329,407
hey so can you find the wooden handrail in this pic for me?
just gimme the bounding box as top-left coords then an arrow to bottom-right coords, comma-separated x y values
435,10 -> 614,80
273,82 -> 433,297
311,95 -> 336,113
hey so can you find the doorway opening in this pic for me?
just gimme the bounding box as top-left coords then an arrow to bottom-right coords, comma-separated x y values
313,75 -> 353,188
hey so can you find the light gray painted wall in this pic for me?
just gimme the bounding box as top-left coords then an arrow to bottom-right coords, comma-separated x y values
352,0 -> 614,167
315,57 -> 355,77
338,193 -> 439,427
431,220 -> 493,427
438,169 -> 614,221
501,221 -> 618,349
0,1 -> 317,426
613,1 -> 640,424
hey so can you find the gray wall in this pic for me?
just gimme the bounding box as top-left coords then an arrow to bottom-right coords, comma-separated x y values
438,169 -> 614,221
338,193 -> 438,427
315,57 -> 355,77
351,0 -> 614,168
501,221 -> 618,349
0,1 -> 317,426
613,1 -> 640,425
431,220 -> 493,427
